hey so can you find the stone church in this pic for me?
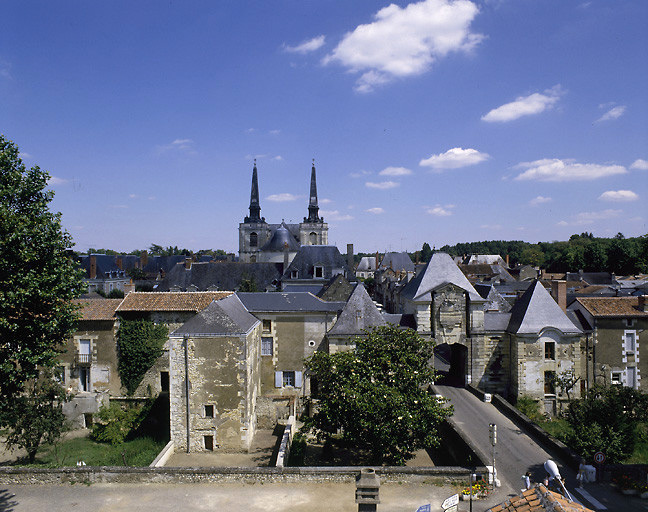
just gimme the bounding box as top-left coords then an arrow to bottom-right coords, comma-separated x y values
238,161 -> 328,263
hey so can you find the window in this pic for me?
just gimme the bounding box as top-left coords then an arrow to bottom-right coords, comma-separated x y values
544,341 -> 556,360
611,372 -> 622,385
204,435 -> 214,451
291,269 -> 298,279
204,405 -> 214,418
309,232 -> 317,245
626,319 -> 634,327
261,337 -> 273,356
283,371 -> 295,387
544,371 -> 555,395
314,265 -> 324,278
78,338 -> 91,365
262,319 -> 272,333
249,232 -> 258,247
625,331 -> 636,352
627,367 -> 637,389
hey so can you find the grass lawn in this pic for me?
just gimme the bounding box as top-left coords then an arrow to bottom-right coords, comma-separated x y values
12,436 -> 165,467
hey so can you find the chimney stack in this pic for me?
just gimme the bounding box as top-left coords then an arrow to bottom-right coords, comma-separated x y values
347,243 -> 354,271
185,257 -> 192,270
551,280 -> 567,312
123,279 -> 135,295
283,242 -> 290,274
375,251 -> 380,271
505,254 -> 509,268
89,255 -> 97,280
639,295 -> 648,313
140,250 -> 148,270
115,256 -> 123,270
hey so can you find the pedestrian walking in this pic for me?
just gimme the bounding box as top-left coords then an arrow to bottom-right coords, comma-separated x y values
522,471 -> 532,491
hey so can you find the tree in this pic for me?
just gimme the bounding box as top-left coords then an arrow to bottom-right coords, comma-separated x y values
565,385 -> 646,463
305,325 -> 452,465
0,135 -> 85,408
3,372 -> 70,463
420,242 -> 433,263
116,320 -> 168,395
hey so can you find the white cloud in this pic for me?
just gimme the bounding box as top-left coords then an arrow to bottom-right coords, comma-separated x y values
350,170 -> 372,178
366,180 -> 399,190
156,138 -> 196,155
596,105 -> 626,123
110,204 -> 128,209
481,85 -> 563,122
573,209 -> 622,225
283,35 -> 326,54
425,204 -> 454,216
379,166 -> 413,176
129,194 -> 138,199
48,176 -> 67,185
419,147 -> 489,170
269,129 -> 281,135
630,159 -> 648,170
366,207 -> 385,214
598,190 -> 639,202
529,195 -> 552,206
320,198 -> 333,205
272,155 -> 283,161
245,128 -> 256,134
323,0 -> 482,93
321,209 -> 354,221
19,152 -> 32,159
514,159 -> 627,182
480,224 -> 502,230
266,193 -> 300,202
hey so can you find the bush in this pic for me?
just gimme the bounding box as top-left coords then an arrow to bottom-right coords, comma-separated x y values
515,395 -> 543,422
91,401 -> 151,445
116,320 -> 167,395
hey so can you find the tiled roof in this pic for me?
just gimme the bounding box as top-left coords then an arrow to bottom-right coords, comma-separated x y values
576,297 -> 648,317
486,485 -> 594,512
171,294 -> 259,336
74,299 -> 122,320
116,292 -> 232,312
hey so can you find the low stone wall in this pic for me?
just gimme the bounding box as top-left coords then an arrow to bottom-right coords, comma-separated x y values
150,441 -> 175,468
0,465 -> 476,486
466,385 -> 581,471
275,416 -> 295,468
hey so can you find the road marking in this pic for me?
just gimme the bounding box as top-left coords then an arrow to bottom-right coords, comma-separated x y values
575,488 -> 607,510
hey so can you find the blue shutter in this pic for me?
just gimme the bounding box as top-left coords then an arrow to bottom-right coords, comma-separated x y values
275,371 -> 283,388
295,371 -> 303,388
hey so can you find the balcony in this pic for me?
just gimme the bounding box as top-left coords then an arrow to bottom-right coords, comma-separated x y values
75,353 -> 91,366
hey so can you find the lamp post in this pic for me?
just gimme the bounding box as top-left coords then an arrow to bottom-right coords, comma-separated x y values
489,423 -> 497,487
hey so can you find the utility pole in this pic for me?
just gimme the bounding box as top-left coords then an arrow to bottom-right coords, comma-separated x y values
489,423 -> 497,487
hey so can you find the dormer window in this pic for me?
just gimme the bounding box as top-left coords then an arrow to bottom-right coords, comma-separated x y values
314,265 -> 324,279
291,269 -> 298,279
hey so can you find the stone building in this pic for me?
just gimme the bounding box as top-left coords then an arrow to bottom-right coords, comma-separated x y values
571,296 -> 648,391
169,294 -> 261,452
239,161 -> 328,263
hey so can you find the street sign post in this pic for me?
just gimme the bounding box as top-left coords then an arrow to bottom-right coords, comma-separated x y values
593,452 -> 605,464
441,494 -> 459,510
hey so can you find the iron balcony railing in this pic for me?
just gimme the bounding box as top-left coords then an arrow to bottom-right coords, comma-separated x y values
75,353 -> 91,366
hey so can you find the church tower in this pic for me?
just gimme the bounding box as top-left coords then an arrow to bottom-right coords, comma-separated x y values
299,160 -> 328,245
239,161 -> 271,262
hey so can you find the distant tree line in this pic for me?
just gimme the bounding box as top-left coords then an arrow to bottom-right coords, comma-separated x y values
82,244 -> 229,259
427,233 -> 648,274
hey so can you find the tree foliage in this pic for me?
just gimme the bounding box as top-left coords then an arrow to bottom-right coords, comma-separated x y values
565,385 -> 648,463
116,320 -> 168,395
0,135 -> 85,407
91,401 -> 152,445
305,325 -> 452,465
3,373 -> 70,463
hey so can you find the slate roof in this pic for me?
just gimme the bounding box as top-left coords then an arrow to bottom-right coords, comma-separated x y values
237,292 -> 344,313
380,252 -> 415,272
327,283 -> 386,336
261,222 -> 301,251
77,254 -> 125,279
400,252 -> 482,302
356,256 -> 377,272
466,254 -> 506,266
282,245 -> 349,281
74,299 -> 122,321
565,271 -> 616,286
155,262 -> 283,292
484,312 -> 512,331
575,297 -> 648,317
486,485 -> 594,512
507,280 -> 580,334
171,294 -> 258,336
317,274 -> 354,302
281,284 -> 325,294
460,264 -> 516,283
116,291 -> 232,312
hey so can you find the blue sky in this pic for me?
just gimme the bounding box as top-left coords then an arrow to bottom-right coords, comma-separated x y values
2,0 -> 646,254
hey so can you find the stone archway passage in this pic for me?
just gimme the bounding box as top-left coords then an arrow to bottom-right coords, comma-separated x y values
434,343 -> 468,387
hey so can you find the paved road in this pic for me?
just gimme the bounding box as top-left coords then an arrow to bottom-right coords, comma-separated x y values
434,384 -> 648,511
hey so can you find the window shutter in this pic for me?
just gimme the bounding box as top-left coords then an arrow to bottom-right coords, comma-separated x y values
275,371 -> 283,388
295,371 -> 303,388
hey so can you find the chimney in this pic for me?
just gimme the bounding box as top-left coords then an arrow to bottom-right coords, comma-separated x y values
89,255 -> 97,280
505,254 -> 509,268
140,250 -> 148,270
375,251 -> 380,270
123,279 -> 135,294
185,257 -> 192,270
551,280 -> 567,312
283,242 -> 290,274
115,256 -> 123,270
347,243 -> 354,271
639,295 -> 648,313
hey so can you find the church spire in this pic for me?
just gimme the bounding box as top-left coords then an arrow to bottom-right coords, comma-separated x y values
307,159 -> 321,223
245,159 -> 263,223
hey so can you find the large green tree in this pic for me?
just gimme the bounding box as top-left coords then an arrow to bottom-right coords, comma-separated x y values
0,135 -> 85,407
305,325 -> 452,465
